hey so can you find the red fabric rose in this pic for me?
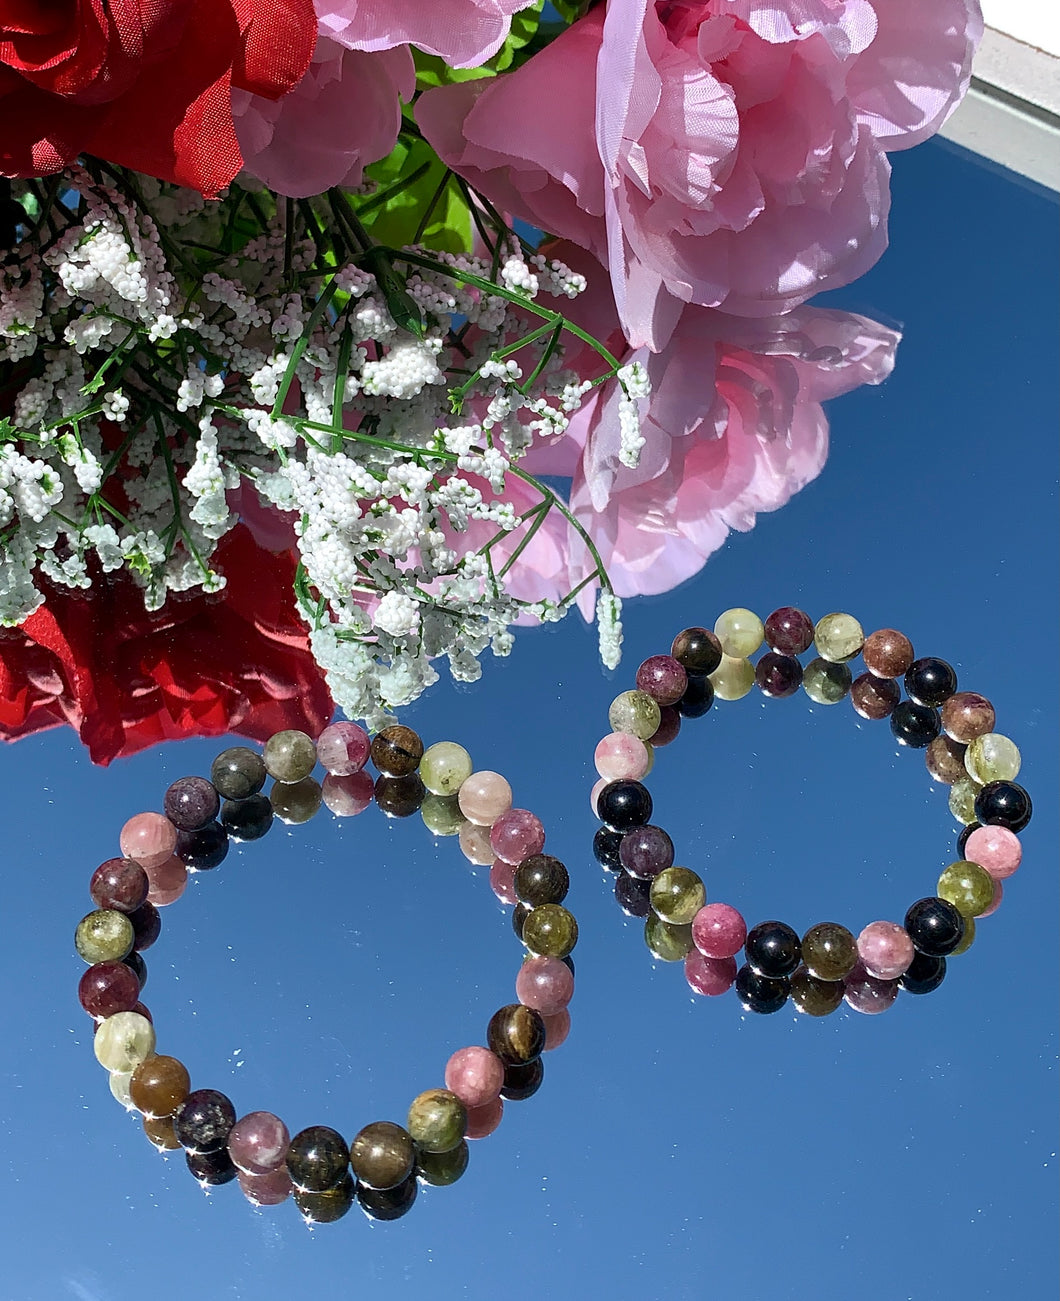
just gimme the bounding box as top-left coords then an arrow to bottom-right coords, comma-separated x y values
0,524 -> 334,765
0,0 -> 317,194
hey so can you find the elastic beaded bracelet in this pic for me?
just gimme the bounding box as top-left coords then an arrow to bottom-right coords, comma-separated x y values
589,606 -> 1030,1018
75,720 -> 575,1223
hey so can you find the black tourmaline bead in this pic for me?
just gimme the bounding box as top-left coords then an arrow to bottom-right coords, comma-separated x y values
129,902 -> 161,952
899,951 -> 947,996
904,657 -> 958,707
512,902 -> 531,940
163,776 -> 220,831
173,1089 -> 237,1154
755,653 -> 803,699
358,1175 -> 418,1221
593,826 -> 625,870
676,674 -> 715,718
514,855 -> 570,907
186,1146 -> 238,1186
286,1125 -> 351,1193
614,872 -> 652,918
904,897 -> 966,956
974,780 -> 1032,832
123,950 -> 147,992
735,965 -> 790,1015
416,1140 -> 469,1187
211,746 -> 267,800
500,1058 -> 544,1102
744,921 -> 802,978
957,822 -> 980,857
295,1173 -> 356,1224
597,779 -> 653,831
175,821 -> 229,871
221,794 -> 274,842
889,700 -> 941,748
670,627 -> 723,676
374,773 -> 426,818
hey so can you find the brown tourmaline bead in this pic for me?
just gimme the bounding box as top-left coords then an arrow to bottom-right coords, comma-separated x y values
925,735 -> 968,785
862,628 -> 915,678
90,858 -> 149,913
374,773 -> 426,818
514,855 -> 570,907
487,1004 -> 546,1065
790,968 -> 845,1017
349,1121 -> 415,1190
358,1175 -> 418,1221
801,922 -> 858,982
286,1126 -> 351,1192
295,1172 -> 356,1223
941,692 -> 996,743
850,672 -> 901,720
370,725 -> 424,777
669,627 -> 722,676
269,777 -> 323,824
130,1054 -> 191,1118
143,1115 -> 182,1150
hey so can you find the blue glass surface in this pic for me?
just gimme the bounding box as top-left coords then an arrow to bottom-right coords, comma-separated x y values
2,140 -> 1057,1300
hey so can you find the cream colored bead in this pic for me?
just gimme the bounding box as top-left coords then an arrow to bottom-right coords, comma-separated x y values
713,608 -> 764,658
814,612 -> 864,663
420,741 -> 473,796
109,1070 -> 136,1111
608,690 -> 661,740
94,1012 -> 156,1073
948,776 -> 983,825
709,655 -> 756,701
964,733 -> 1021,784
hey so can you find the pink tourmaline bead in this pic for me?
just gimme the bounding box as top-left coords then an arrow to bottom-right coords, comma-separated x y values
144,854 -> 188,907
316,721 -> 371,776
691,903 -> 746,960
489,858 -> 518,904
980,877 -> 1004,918
458,771 -> 513,826
459,822 -> 495,866
685,951 -> 738,996
843,962 -> 899,1015
635,654 -> 688,706
227,1111 -> 291,1175
964,824 -> 1022,880
590,777 -> 608,816
445,1046 -> 504,1110
515,955 -> 574,1016
465,1096 -> 503,1140
238,1166 -> 292,1206
119,812 -> 178,870
490,808 -> 545,865
594,732 -> 651,781
542,1008 -> 570,1051
321,770 -> 374,816
857,921 -> 915,980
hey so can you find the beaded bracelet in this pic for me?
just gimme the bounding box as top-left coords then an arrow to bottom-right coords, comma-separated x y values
74,721 -> 577,1224
589,606 -> 1030,1017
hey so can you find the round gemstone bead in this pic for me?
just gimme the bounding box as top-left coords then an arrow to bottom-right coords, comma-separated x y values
691,903 -> 747,959
636,655 -> 688,706
926,735 -> 968,784
322,771 -> 374,817
175,821 -> 228,870
94,1011 -> 155,1072
445,1046 -> 505,1110
221,794 -> 274,842
684,951 -> 737,996
903,897 -> 966,956
597,779 -> 652,831
709,655 -> 755,701
942,692 -> 996,742
974,780 -> 1032,831
862,629 -> 914,678
763,606 -> 814,656
129,1055 -> 191,1118
490,809 -> 545,865
802,657 -> 852,705
211,747 -> 266,801
515,956 -> 574,1015
286,1126 -> 350,1192
856,921 -> 914,980
349,1121 -> 415,1189
513,854 -> 569,906
899,951 -> 947,996
163,777 -> 220,832
615,872 -> 652,918
619,824 -> 674,880
675,675 -> 714,718
316,722 -> 370,776
420,741 -> 473,795
374,773 -> 426,818
890,701 -> 941,748
755,653 -> 803,698
186,1147 -> 238,1186
670,627 -> 722,675
420,793 -> 465,837
487,1004 -> 546,1065
228,1111 -> 290,1175
464,1097 -> 504,1140
90,858 -> 149,913
119,812 -> 177,870
589,777 -> 608,817
951,915 -> 976,955
500,1059 -> 544,1102
644,916 -> 694,962
122,951 -> 147,992
843,963 -> 898,1015
790,969 -> 845,1017
714,608 -> 764,658
109,1071 -> 135,1110
239,1167 -> 293,1206
948,777 -> 983,825
851,673 -> 900,721
649,866 -> 705,925
270,776 -> 323,824
295,1173 -> 357,1222
521,904 -> 578,958
938,860 -> 996,917
594,731 -> 651,781
174,1089 -> 237,1153
735,966 -> 789,1014
964,825 -> 1021,880
79,961 -> 140,1019
593,826 -> 625,870
75,909 -> 134,964
263,729 -> 317,782
542,1008 -> 571,1051
370,725 -> 424,777
744,920 -> 801,978
128,902 -> 161,952
957,822 -> 979,857
143,1115 -> 182,1151
143,855 -> 187,907
800,922 -> 858,981
981,877 -> 1004,918
458,771 -> 513,826
407,1089 -> 467,1154
458,821 -> 495,865
609,689 -> 662,740
905,657 -> 958,707
489,858 -> 518,904
416,1141 -> 469,1187
965,733 -> 1021,784
813,612 -> 864,663
359,1176 -> 418,1220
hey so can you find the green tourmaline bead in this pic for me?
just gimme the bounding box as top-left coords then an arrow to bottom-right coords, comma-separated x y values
416,1139 -> 469,1187
814,612 -> 864,663
521,904 -> 578,958
270,777 -> 323,824
407,1089 -> 467,1154
211,747 -> 267,800
420,742 -> 474,796
790,969 -> 845,1017
709,655 -> 756,701
420,793 -> 466,837
948,776 -> 983,825
937,860 -> 995,917
964,733 -> 1021,784
608,690 -> 662,741
649,866 -> 705,925
644,915 -> 694,962
263,729 -> 317,782
714,608 -> 764,658
802,657 -> 852,705
801,922 -> 858,981
76,910 -> 135,964
950,914 -> 976,955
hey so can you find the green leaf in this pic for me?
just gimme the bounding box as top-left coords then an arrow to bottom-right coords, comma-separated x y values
412,0 -> 545,88
358,132 -> 471,255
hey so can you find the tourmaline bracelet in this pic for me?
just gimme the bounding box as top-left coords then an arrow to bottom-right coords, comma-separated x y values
590,606 -> 1030,1018
76,721 -> 575,1223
